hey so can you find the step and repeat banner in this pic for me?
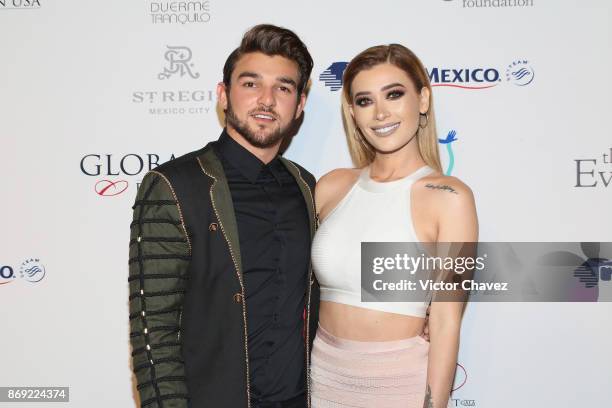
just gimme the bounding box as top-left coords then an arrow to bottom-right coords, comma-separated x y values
1,0 -> 611,407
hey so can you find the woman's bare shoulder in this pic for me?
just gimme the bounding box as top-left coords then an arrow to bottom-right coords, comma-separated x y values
317,168 -> 361,191
415,173 -> 474,201
414,173 -> 477,240
315,168 -> 361,220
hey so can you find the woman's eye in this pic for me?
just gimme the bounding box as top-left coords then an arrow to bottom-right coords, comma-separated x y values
387,90 -> 405,99
355,97 -> 371,107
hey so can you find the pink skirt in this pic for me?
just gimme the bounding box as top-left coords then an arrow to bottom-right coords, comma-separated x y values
311,324 -> 429,408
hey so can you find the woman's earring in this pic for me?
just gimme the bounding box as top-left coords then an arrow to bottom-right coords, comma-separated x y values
419,112 -> 429,129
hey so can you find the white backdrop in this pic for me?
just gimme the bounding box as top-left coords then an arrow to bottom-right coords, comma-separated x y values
1,0 -> 611,407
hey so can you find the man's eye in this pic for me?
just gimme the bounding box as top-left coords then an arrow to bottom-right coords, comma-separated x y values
279,86 -> 292,93
243,82 -> 256,88
355,98 -> 371,107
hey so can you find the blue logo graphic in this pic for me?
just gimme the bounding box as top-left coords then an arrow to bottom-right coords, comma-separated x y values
574,259 -> 612,288
438,130 -> 459,175
319,62 -> 349,91
321,60 -> 534,91
562,244 -> 612,301
599,263 -> 612,281
506,60 -> 535,86
19,258 -> 46,283
539,243 -> 611,302
0,265 -> 15,285
572,257 -> 611,301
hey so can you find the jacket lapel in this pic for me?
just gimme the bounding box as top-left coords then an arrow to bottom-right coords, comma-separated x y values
196,148 -> 315,278
197,147 -> 243,276
280,157 -> 316,240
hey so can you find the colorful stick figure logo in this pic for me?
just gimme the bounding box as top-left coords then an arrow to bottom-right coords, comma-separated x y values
439,130 -> 459,175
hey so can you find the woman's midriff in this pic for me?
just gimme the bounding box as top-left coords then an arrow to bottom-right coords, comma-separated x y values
318,301 -> 426,341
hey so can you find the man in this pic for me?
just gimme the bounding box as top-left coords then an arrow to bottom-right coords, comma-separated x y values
128,24 -> 318,408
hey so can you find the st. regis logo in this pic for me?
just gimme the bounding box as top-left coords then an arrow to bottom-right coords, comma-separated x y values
158,46 -> 200,80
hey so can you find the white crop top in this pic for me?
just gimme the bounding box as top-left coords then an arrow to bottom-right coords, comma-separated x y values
311,165 -> 434,318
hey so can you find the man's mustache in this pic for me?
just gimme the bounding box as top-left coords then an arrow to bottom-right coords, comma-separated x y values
248,106 -> 279,119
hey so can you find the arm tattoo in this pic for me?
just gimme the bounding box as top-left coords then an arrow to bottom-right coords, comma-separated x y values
425,183 -> 458,194
423,384 -> 434,408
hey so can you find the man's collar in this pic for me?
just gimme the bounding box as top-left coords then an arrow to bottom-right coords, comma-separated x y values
216,129 -> 283,185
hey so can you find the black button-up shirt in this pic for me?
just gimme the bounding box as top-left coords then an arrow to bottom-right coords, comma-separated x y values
215,130 -> 310,403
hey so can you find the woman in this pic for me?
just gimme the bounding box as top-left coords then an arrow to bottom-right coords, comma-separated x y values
311,44 -> 478,408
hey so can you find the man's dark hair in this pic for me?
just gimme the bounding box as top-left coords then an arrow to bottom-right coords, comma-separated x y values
223,24 -> 313,96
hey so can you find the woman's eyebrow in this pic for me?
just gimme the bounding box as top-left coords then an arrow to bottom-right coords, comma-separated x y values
380,82 -> 405,91
354,82 -> 406,98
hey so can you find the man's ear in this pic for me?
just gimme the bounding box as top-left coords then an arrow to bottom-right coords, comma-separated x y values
217,82 -> 228,111
419,87 -> 431,114
294,92 -> 307,119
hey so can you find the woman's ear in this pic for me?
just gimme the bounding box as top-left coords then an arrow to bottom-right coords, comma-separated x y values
419,87 -> 431,114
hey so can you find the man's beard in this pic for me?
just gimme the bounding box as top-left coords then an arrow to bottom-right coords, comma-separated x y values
225,98 -> 292,149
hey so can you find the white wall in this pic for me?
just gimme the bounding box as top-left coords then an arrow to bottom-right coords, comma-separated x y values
1,1 -> 610,406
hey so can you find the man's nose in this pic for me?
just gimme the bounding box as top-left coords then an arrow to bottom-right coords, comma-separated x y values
257,86 -> 276,108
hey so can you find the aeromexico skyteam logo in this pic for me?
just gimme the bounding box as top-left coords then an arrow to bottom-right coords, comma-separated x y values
539,243 -> 612,302
429,60 -> 534,89
0,258 -> 46,286
319,62 -> 348,91
319,60 -> 534,91
505,60 -> 535,86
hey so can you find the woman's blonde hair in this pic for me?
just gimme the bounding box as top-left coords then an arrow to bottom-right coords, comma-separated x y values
341,44 -> 442,172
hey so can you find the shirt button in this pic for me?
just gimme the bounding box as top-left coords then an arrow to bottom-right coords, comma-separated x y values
233,293 -> 243,303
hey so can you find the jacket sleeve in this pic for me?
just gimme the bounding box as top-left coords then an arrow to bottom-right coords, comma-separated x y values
128,171 -> 191,408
